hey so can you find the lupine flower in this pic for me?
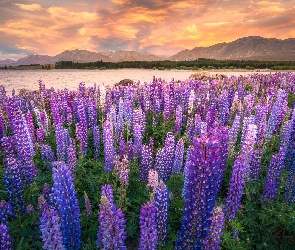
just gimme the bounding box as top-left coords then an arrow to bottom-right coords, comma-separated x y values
118,137 -> 126,158
55,123 -> 67,161
39,207 -> 65,250
225,156 -> 249,220
26,204 -> 34,215
174,105 -> 183,134
139,201 -> 158,250
163,91 -> 172,121
264,151 -> 285,201
42,183 -> 51,200
84,192 -> 93,217
133,123 -> 143,158
249,148 -> 263,180
228,113 -> 241,156
0,114 -> 5,140
4,156 -> 25,214
147,169 -> 159,191
93,125 -> 100,158
66,139 -> 77,174
206,104 -> 217,129
256,112 -> 267,148
103,120 -> 115,171
113,155 -> 130,186
40,144 -> 55,163
154,147 -> 165,180
202,206 -> 225,250
240,123 -> 257,166
38,195 -> 49,212
176,127 -> 228,249
26,111 -> 35,142
155,181 -> 169,245
0,201 -> 14,225
36,128 -> 46,143
0,223 -> 13,250
182,145 -> 194,198
51,162 -> 81,249
140,145 -> 153,182
87,97 -> 97,129
172,138 -> 184,174
162,132 -> 175,182
97,185 -> 127,249
218,88 -> 230,126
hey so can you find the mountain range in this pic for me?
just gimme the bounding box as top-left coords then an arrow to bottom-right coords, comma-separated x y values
1,36 -> 294,67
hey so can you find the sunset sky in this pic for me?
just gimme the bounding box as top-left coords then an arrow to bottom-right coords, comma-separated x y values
0,0 -> 295,60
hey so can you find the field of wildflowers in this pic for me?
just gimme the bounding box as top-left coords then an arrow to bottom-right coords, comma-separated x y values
0,73 -> 295,249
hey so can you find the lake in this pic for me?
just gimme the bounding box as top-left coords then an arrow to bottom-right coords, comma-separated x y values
0,68 -> 270,95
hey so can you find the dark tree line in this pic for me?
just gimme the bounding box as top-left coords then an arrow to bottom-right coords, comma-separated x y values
55,58 -> 295,70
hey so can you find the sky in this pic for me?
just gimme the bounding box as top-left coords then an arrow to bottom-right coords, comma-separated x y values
0,0 -> 294,60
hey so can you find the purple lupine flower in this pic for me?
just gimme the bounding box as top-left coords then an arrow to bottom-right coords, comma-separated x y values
40,144 -> 56,163
87,97 -> 97,129
202,206 -> 225,250
139,201 -> 158,250
228,113 -> 241,156
51,162 -> 81,249
93,125 -> 100,158
117,98 -> 124,140
0,201 -> 13,225
133,123 -> 143,158
39,207 -> 65,250
218,88 -> 230,126
126,139 -> 133,160
36,128 -> 46,143
264,151 -> 285,201
66,106 -> 72,125
75,97 -> 88,156
182,145 -> 194,198
1,136 -> 16,156
176,127 -> 228,249
256,112 -> 267,148
163,90 -> 172,121
0,114 -> 5,140
114,155 -> 130,186
75,121 -> 88,157
174,105 -> 183,134
97,185 -> 127,249
67,139 -> 77,173
249,148 -> 263,180
4,156 -> 25,214
123,99 -> 133,128
38,195 -> 49,213
6,99 -> 37,184
155,180 -> 169,245
42,183 -> 51,200
266,89 -> 287,140
118,137 -> 126,158
26,111 -> 35,142
26,204 -> 34,215
50,95 -> 61,126
155,148 -> 165,181
206,103 -> 217,129
0,223 -> 13,250
162,132 -> 175,182
103,120 -> 115,171
225,156 -> 249,220
172,138 -> 184,174
139,145 -> 153,182
84,192 -> 93,217
240,123 -> 257,166
186,116 -> 195,142
55,123 -> 67,161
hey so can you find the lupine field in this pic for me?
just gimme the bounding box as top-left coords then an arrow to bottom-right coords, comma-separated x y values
0,73 -> 295,250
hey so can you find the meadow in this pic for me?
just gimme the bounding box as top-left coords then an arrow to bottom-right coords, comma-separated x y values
0,73 -> 295,249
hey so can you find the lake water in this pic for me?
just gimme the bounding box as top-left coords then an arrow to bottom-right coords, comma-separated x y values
0,69 -> 269,95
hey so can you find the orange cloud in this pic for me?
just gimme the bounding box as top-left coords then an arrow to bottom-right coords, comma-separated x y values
14,3 -> 42,11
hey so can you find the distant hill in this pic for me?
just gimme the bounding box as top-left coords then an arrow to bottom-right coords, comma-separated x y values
99,51 -> 166,62
1,37 -> 294,67
0,50 -> 165,67
169,36 -> 295,61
